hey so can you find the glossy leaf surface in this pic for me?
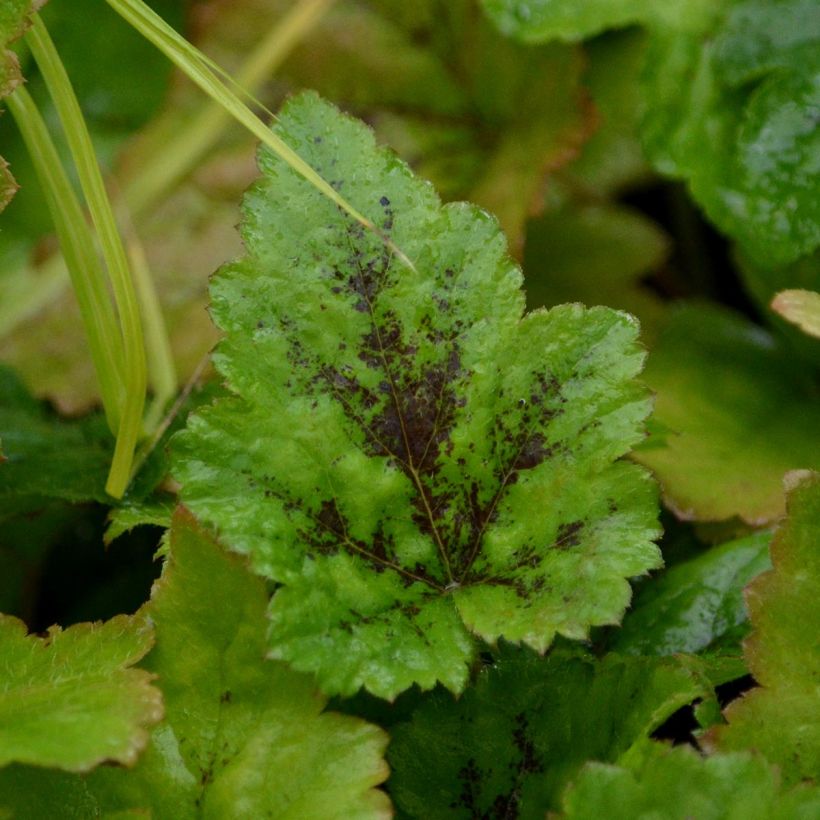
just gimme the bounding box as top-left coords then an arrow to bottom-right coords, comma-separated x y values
642,0 -> 820,265
705,473 -> 820,784
173,92 -> 661,698
610,530 -> 771,656
0,612 -> 161,772
387,648 -> 712,818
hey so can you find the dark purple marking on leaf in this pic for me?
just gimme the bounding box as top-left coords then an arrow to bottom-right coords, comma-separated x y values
555,520 -> 584,549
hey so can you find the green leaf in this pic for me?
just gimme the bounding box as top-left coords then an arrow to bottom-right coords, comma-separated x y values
704,473 -> 820,784
610,530 -> 772,656
479,0 -> 716,43
558,743 -> 820,819
523,202 -> 669,344
565,29 -> 654,196
387,648 -> 712,818
642,0 -> 820,266
0,611 -> 161,772
0,365 -> 112,518
280,0 -> 592,254
172,92 -> 661,699
737,250 -> 820,363
633,305 -> 820,524
771,288 -> 820,340
0,509 -> 391,818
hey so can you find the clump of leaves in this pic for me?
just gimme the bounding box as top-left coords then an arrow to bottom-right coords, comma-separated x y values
173,92 -> 661,699
0,510 -> 391,818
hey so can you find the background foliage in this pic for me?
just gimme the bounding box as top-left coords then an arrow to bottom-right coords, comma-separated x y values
0,0 -> 818,815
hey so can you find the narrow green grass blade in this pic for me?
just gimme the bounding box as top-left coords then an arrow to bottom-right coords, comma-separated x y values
106,0 -> 415,270
125,0 -> 336,215
26,15 -> 146,498
125,226 -> 177,430
6,87 -> 124,433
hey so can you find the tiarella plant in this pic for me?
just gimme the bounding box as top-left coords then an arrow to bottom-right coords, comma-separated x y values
0,0 -> 818,816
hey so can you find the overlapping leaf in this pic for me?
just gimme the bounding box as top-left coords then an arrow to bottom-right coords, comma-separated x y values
642,0 -> 820,266
704,473 -> 820,784
558,744 -> 820,819
0,510 -> 392,818
173,92 -> 661,698
0,612 -> 162,772
633,305 -> 820,523
610,530 -> 771,657
524,202 -> 668,344
387,648 -> 712,818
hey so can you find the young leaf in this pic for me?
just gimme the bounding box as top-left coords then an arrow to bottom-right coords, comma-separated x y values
0,509 -> 392,818
0,612 -> 161,772
387,648 -> 713,818
609,530 -> 772,657
633,305 -> 820,524
703,473 -> 820,784
172,91 -> 661,699
558,744 -> 820,819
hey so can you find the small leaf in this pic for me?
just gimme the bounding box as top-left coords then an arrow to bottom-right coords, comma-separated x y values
173,92 -> 661,698
610,530 -> 772,657
387,648 -> 713,818
771,288 -> 820,340
704,472 -> 820,784
0,612 -> 162,772
558,743 -> 820,819
479,0 -> 716,43
633,305 -> 820,524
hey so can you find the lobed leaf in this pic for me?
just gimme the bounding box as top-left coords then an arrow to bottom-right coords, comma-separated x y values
387,647 -> 713,818
0,612 -> 161,772
558,743 -> 820,819
704,473 -> 820,784
633,305 -> 820,524
173,92 -> 661,698
610,530 -> 772,657
0,509 -> 392,818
